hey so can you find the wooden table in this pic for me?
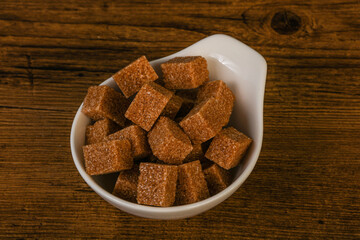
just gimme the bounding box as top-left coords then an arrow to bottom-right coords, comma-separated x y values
1,0 -> 359,239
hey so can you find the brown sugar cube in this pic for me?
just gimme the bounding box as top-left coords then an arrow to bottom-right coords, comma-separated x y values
148,117 -> 193,165
85,118 -> 120,145
176,160 -> 210,205
205,127 -> 252,170
125,82 -> 173,131
161,95 -> 183,119
161,56 -> 209,89
183,143 -> 204,163
137,163 -> 178,207
179,81 -> 234,143
197,80 -> 235,127
107,125 -> 151,159
82,140 -> 133,175
179,96 -> 232,143
82,85 -> 129,127
179,98 -> 219,143
197,80 -> 235,104
203,164 -> 232,195
112,164 -> 140,203
113,56 -> 158,98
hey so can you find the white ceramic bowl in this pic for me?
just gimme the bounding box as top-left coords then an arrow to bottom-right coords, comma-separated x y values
70,34 -> 267,220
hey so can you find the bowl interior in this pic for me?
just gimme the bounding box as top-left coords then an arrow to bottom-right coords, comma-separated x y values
71,34 -> 266,218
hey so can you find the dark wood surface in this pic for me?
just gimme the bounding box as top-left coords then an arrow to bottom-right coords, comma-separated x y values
1,0 -> 359,239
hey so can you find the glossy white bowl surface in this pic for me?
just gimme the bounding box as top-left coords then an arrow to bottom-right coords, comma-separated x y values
70,34 -> 267,219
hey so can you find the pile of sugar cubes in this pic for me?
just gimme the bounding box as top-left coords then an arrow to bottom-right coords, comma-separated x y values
81,56 -> 252,207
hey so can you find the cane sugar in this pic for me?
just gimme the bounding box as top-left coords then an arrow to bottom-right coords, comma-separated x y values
113,56 -> 158,98
113,164 -> 140,203
107,125 -> 151,159
82,85 -> 129,127
85,118 -> 119,145
161,56 -> 209,89
176,160 -> 209,205
125,82 -> 173,131
205,127 -> 252,170
83,140 -> 133,175
203,164 -> 231,195
148,117 -> 193,165
137,163 -> 178,207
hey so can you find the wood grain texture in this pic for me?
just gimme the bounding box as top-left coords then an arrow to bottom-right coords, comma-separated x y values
0,0 -> 359,239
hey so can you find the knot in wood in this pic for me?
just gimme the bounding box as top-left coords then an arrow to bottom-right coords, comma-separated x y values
271,10 -> 301,35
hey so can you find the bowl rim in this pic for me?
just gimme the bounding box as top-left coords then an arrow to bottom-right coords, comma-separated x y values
70,33 -> 267,215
